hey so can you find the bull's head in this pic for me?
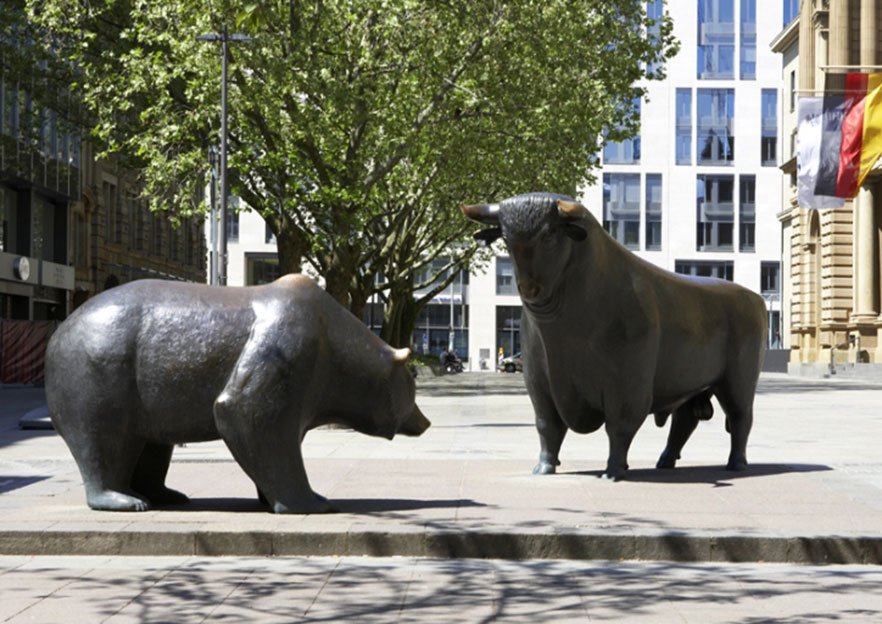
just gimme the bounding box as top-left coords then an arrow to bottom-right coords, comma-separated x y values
461,193 -> 591,312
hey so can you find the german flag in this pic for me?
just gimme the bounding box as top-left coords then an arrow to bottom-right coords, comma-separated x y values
815,73 -> 882,199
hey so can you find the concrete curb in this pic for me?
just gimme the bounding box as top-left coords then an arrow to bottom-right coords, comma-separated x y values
1,530 -> 880,565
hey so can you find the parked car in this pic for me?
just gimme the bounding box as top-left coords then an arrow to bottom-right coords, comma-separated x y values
498,352 -> 522,373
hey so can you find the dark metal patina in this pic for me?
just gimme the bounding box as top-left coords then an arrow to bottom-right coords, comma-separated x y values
463,193 -> 766,480
45,275 -> 430,513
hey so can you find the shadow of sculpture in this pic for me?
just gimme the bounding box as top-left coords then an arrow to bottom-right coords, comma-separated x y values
563,463 -> 832,484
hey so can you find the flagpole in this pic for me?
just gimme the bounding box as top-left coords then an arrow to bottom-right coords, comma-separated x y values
820,65 -> 882,71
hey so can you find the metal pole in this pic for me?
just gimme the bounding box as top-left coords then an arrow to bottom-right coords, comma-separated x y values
219,24 -> 228,286
209,146 -> 218,285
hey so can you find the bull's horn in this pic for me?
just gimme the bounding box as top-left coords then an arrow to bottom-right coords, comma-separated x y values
460,202 -> 500,225
390,347 -> 411,363
557,199 -> 588,220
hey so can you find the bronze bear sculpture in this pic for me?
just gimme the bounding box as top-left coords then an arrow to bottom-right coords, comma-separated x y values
45,275 -> 430,514
462,193 -> 767,480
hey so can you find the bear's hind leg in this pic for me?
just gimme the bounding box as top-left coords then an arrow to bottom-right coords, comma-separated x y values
131,443 -> 189,506
71,434 -> 151,511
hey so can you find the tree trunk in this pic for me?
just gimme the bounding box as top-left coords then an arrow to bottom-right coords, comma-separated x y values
275,218 -> 306,276
381,286 -> 421,349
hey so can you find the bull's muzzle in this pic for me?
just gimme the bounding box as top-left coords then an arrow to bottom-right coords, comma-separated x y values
399,405 -> 431,437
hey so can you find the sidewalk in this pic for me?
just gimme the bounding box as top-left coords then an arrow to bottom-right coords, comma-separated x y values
0,373 -> 880,564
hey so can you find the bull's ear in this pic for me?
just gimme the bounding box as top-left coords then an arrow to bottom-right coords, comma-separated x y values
474,227 -> 502,246
563,223 -> 587,242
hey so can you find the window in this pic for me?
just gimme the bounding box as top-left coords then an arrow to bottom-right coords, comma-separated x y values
74,213 -> 87,268
496,257 -> 517,295
225,203 -> 239,242
761,262 -> 780,294
603,96 -> 641,165
696,174 -> 734,251
645,174 -> 662,250
603,173 -> 640,250
31,196 -> 55,261
676,88 -> 692,165
675,260 -> 734,281
103,181 -> 117,242
645,0 -> 664,77
697,88 -> 735,165
246,253 -> 281,285
496,306 -> 522,359
697,0 -> 735,80
761,89 -> 777,166
790,70 -> 795,112
739,175 -> 755,252
783,0 -> 799,26
415,303 -> 469,358
265,222 -> 276,244
740,0 -> 756,80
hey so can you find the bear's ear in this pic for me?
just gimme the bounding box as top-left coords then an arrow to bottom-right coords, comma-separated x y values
390,347 -> 410,364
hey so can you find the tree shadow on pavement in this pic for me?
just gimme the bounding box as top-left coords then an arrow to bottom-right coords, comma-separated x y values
563,463 -> 832,484
21,557 -> 882,623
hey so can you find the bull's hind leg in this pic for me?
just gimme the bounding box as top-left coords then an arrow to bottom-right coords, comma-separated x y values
656,391 -> 713,469
131,443 -> 189,506
715,381 -> 756,471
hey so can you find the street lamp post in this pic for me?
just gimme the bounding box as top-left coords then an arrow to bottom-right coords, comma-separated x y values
197,24 -> 251,286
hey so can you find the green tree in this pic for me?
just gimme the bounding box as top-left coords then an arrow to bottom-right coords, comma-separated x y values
22,0 -> 677,345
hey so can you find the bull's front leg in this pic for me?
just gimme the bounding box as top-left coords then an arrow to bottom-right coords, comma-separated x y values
525,381 -> 567,475
603,401 -> 650,480
533,405 -> 567,475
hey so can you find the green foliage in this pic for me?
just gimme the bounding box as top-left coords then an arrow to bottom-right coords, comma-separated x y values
20,0 -> 677,319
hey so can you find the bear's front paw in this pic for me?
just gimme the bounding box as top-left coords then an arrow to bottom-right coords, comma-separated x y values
272,492 -> 338,514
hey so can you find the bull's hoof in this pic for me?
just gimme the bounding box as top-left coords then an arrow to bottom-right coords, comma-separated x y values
271,492 -> 338,514
532,462 -> 557,475
87,490 -> 151,512
600,470 -> 625,482
656,452 -> 677,469
726,458 -> 748,471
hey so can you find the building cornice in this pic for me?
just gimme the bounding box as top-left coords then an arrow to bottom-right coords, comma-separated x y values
780,156 -> 797,174
770,16 -> 800,53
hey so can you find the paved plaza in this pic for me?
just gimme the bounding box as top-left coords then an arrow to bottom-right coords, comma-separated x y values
0,372 -> 881,621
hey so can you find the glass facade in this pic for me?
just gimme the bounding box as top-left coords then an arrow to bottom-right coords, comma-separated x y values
697,0 -> 735,80
740,0 -> 756,80
603,173 -> 640,250
645,0 -> 664,77
603,96 -> 641,165
645,174 -> 662,251
696,174 -> 734,252
761,89 -> 777,166
739,175 -> 755,252
676,88 -> 692,165
697,88 -> 735,165
782,0 -> 799,26
675,260 -> 734,281
761,261 -> 780,294
414,303 -> 469,359
496,306 -> 521,359
496,257 -> 517,295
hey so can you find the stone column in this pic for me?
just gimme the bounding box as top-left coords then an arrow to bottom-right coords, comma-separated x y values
861,0 -> 878,68
799,0 -> 815,91
824,0 -> 849,66
828,0 -> 850,67
854,185 -> 878,318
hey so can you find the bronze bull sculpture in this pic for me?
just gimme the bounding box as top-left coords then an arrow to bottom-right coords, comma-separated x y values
462,192 -> 766,480
45,275 -> 430,513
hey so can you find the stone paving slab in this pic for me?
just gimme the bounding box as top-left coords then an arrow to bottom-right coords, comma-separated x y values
1,556 -> 881,623
0,373 -> 881,564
